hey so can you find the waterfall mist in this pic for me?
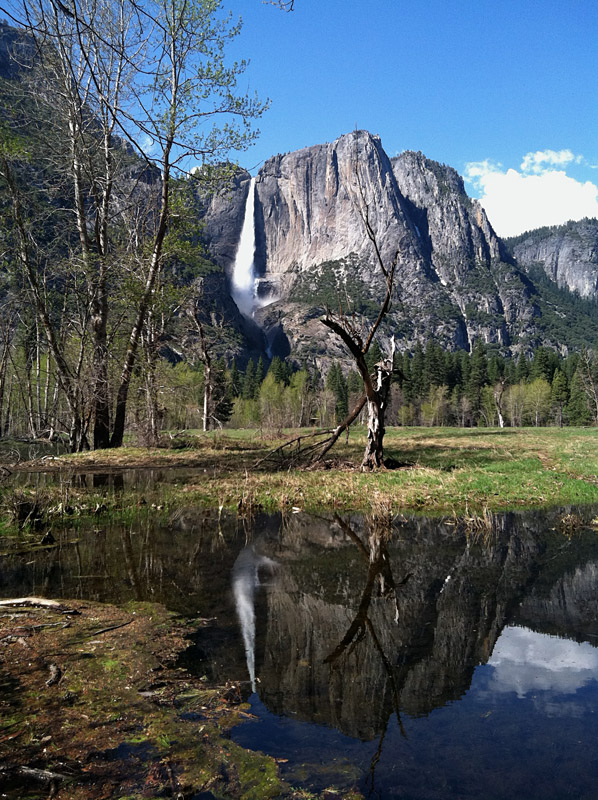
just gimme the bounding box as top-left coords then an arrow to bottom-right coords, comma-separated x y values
231,177 -> 256,316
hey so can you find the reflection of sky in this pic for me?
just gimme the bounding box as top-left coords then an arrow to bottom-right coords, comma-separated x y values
487,626 -> 598,698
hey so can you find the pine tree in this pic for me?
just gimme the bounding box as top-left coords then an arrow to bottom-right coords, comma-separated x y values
268,356 -> 286,384
401,353 -> 413,403
488,355 -> 505,386
530,347 -> 557,382
346,369 -> 362,394
457,349 -> 470,393
326,362 -> 348,423
515,353 -> 529,383
466,340 -> 489,422
445,351 -> 461,392
242,359 -> 256,400
424,341 -> 446,390
212,358 -> 234,426
228,360 -> 242,398
411,343 -> 425,400
255,356 -> 265,390
365,340 -> 383,374
566,368 -> 592,425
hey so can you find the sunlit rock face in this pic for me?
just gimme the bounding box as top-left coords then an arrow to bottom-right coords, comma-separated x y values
198,131 -> 548,363
510,218 -> 598,299
254,131 -> 425,281
391,151 -> 538,349
193,131 -> 598,363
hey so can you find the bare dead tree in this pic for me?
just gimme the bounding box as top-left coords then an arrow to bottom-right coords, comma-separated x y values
321,196 -> 398,469
493,378 -> 507,429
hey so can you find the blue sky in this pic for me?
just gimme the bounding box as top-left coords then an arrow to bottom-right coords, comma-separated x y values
224,0 -> 598,236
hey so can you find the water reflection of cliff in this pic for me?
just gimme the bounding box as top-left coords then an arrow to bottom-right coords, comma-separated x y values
256,510 -> 598,740
3,502 -> 598,747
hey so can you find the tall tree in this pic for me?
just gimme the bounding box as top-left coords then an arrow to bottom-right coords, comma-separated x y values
550,368 -> 568,427
4,0 -> 266,449
110,0 -> 267,447
466,340 -> 488,423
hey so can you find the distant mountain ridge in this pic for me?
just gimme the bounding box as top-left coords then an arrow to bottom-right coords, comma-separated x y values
505,218 -> 598,300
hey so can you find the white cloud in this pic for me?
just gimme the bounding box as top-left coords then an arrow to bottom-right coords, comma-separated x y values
520,148 -> 579,174
464,150 -> 598,237
138,134 -> 155,154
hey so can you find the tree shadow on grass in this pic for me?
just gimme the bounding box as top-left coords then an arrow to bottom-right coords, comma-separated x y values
385,444 -> 518,471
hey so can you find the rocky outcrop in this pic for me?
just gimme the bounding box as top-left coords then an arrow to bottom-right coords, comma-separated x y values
508,218 -> 598,299
392,151 -> 538,349
199,131 -> 549,363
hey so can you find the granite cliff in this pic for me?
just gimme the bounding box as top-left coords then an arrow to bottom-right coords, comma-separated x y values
506,218 -> 598,299
199,130 -> 598,364
1,15 -> 597,363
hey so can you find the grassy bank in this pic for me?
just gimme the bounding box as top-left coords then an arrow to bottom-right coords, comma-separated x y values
8,426 -> 598,516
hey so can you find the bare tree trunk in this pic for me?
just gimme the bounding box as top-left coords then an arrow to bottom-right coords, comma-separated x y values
361,347 -> 394,470
111,147 -> 171,448
0,342 -> 9,438
493,380 -> 506,429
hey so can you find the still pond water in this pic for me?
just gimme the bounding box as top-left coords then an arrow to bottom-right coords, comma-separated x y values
2,492 -> 598,799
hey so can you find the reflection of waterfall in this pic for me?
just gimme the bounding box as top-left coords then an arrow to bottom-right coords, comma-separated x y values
232,545 -> 276,692
231,177 -> 256,316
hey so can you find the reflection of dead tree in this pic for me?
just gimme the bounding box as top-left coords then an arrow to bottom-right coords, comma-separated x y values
322,156 -> 398,470
324,514 -> 411,785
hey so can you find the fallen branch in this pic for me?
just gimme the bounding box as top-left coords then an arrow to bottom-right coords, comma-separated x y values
254,393 -> 367,469
90,619 -> 134,636
0,597 -> 79,614
0,597 -> 61,608
0,765 -> 69,784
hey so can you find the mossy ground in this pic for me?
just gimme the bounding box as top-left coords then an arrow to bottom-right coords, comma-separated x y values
0,599 -> 358,799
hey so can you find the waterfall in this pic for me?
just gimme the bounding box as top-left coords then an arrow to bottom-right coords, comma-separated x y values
231,176 -> 256,316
